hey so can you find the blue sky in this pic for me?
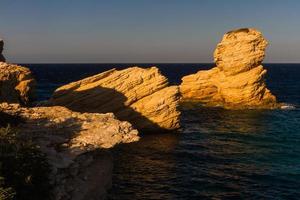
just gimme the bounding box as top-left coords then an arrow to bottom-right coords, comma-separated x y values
0,0 -> 300,63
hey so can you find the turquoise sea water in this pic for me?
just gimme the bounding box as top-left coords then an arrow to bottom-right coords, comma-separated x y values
28,64 -> 300,199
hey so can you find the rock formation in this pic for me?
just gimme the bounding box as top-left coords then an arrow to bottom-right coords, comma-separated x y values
0,103 -> 139,200
180,28 -> 277,109
50,67 -> 181,131
0,39 -> 5,62
0,62 -> 36,105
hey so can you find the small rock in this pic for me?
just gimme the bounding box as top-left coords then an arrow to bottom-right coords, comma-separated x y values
0,39 -> 5,62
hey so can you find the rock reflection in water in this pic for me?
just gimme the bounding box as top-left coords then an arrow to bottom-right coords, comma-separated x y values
108,133 -> 180,199
181,103 -> 271,134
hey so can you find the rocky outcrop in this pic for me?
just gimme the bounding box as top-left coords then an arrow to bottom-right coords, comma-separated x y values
0,62 -> 36,105
50,67 -> 181,131
0,39 -> 5,62
180,28 -> 277,109
0,103 -> 139,200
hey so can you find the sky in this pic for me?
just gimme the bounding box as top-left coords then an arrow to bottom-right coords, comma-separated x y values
0,0 -> 300,63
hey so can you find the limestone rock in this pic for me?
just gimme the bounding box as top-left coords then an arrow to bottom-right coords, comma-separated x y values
0,103 -> 139,200
214,28 -> 268,76
0,103 -> 139,167
180,28 -> 277,109
0,39 -> 5,62
0,62 -> 36,105
50,67 -> 181,131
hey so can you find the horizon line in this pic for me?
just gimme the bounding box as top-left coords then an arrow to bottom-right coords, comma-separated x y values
15,62 -> 300,65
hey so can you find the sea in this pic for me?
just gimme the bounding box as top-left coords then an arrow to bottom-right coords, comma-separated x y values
26,63 -> 300,199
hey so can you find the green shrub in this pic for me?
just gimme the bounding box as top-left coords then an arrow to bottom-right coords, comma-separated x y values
0,178 -> 15,200
0,125 -> 52,200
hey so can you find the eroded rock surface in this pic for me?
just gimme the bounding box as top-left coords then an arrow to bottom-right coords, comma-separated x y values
180,28 -> 277,109
0,62 -> 36,105
50,67 -> 181,131
0,103 -> 139,200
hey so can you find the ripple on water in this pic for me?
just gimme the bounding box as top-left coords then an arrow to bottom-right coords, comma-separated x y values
108,106 -> 300,199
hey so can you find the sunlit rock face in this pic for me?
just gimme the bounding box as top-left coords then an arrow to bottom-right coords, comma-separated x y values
0,62 -> 36,105
0,39 -> 5,62
50,67 -> 181,131
0,103 -> 139,200
180,28 -> 277,109
214,28 -> 268,76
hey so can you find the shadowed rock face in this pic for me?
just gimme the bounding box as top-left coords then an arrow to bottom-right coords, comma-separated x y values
0,103 -> 139,167
50,67 -> 181,132
0,103 -> 139,200
180,28 -> 277,109
0,62 -> 36,105
0,39 -> 5,62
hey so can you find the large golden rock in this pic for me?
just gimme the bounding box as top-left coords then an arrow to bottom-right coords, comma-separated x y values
180,28 -> 277,109
50,67 -> 180,131
0,62 -> 36,105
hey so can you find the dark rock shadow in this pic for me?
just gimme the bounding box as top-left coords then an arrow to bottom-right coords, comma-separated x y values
51,86 -> 172,133
0,79 -> 24,104
0,54 -> 5,62
0,111 -> 23,127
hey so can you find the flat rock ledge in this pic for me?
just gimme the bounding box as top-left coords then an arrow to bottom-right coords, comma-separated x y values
50,66 -> 181,132
180,28 -> 278,109
0,62 -> 36,105
0,103 -> 139,200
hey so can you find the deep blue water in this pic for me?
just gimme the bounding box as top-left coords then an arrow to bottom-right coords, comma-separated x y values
26,63 -> 300,199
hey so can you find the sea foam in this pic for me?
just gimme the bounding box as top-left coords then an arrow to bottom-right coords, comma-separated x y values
281,104 -> 296,110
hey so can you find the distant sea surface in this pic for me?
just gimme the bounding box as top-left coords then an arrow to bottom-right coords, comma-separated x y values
26,63 -> 300,199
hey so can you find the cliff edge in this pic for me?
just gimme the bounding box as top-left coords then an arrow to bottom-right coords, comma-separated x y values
0,103 -> 139,200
